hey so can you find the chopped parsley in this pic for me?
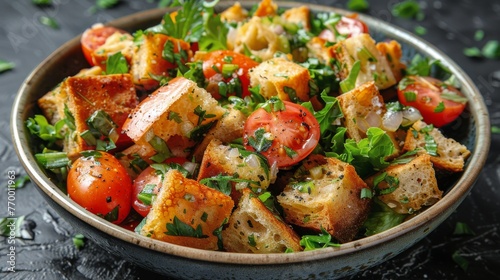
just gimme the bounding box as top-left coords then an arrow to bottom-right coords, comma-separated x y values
39,16 -> 59,29
165,216 -> 207,238
247,127 -> 273,153
347,0 -> 369,12
105,52 -> 129,74
72,234 -> 86,250
391,0 -> 424,20
299,227 -> 340,251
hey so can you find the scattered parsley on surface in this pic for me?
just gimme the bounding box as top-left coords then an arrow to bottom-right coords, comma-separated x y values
0,60 -> 15,73
347,0 -> 369,12
39,16 -> 59,29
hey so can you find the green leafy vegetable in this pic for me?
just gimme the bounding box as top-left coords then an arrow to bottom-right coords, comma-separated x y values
414,25 -> 426,35
96,0 -> 120,9
0,59 -> 14,73
148,136 -> 172,163
474,30 -> 484,41
339,60 -> 361,93
299,227 -> 340,251
160,0 -> 207,42
39,16 -> 59,29
391,0 -> 423,20
363,198 -> 406,236
165,216 -> 207,238
247,127 -> 273,153
106,52 -> 129,74
347,0 -> 369,12
200,174 -> 259,195
463,47 -> 482,58
452,250 -> 469,271
32,0 -> 52,5
453,222 -> 475,236
26,115 -> 66,146
72,234 -> 86,250
492,126 -> 500,134
199,10 -> 228,51
481,40 -> 500,59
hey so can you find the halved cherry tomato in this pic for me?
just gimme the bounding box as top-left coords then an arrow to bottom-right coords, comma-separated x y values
81,25 -> 127,66
243,101 -> 320,168
397,75 -> 468,127
202,50 -> 259,99
132,157 -> 188,217
67,151 -> 133,224
318,14 -> 369,42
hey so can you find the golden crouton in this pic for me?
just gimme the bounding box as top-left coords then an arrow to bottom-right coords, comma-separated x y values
281,6 -> 311,31
365,154 -> 441,214
122,77 -> 226,156
61,74 -> 138,160
220,2 -> 248,22
249,57 -> 311,102
38,66 -> 103,125
192,107 -> 246,161
197,139 -> 272,194
92,31 -> 134,71
254,0 -> 278,17
222,188 -> 302,253
277,155 -> 372,243
306,36 -> 335,65
229,16 -> 284,61
140,170 -> 233,250
403,120 -> 471,172
337,81 -> 402,156
116,144 -> 156,179
131,32 -> 191,90
376,40 -> 406,82
333,33 -> 396,90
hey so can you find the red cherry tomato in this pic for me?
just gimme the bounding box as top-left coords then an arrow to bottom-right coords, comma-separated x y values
132,157 -> 188,217
67,151 -> 133,224
318,15 -> 368,42
397,75 -> 468,127
243,101 -> 320,168
202,50 -> 259,99
81,25 -> 127,66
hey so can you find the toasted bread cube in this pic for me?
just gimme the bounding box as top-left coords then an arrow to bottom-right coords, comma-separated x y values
222,188 -> 302,253
192,107 -> 246,161
403,120 -> 471,172
197,139 -> 272,191
337,81 -> 402,156
92,31 -> 134,71
116,144 -> 156,179
365,154 -> 441,214
122,77 -> 226,154
61,74 -> 137,160
131,33 -> 191,90
220,2 -> 249,22
277,155 -> 371,243
38,66 -> 103,125
281,6 -> 311,31
306,36 -> 335,65
376,40 -> 406,82
229,16 -> 283,61
254,0 -> 278,17
140,170 -> 234,250
249,57 -> 310,102
333,33 -> 396,90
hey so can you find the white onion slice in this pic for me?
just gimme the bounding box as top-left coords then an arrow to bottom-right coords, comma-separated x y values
382,110 -> 403,132
401,106 -> 423,127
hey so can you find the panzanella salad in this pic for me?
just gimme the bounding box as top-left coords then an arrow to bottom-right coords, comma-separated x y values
28,0 -> 471,252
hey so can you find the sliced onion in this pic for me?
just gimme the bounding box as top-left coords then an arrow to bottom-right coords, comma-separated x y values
401,106 -> 423,127
227,147 -> 240,159
382,110 -> 403,132
244,153 -> 261,168
182,161 -> 198,176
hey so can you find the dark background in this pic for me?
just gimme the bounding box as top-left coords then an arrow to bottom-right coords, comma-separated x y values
1,0 -> 499,279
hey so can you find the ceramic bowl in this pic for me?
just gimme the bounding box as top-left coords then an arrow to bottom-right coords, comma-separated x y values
11,1 -> 490,279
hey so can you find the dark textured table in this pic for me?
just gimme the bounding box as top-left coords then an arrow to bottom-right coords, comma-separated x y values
1,0 -> 499,279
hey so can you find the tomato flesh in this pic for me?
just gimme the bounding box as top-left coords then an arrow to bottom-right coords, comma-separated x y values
243,101 -> 320,168
67,151 -> 133,224
397,75 -> 467,127
81,25 -> 126,66
202,50 -> 259,99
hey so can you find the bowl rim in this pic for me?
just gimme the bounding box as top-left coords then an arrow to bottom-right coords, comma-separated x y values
10,0 -> 491,265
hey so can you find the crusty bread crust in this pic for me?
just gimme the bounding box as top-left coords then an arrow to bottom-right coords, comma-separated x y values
222,188 -> 302,253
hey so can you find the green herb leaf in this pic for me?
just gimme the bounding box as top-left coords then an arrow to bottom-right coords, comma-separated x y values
463,47 -> 482,58
199,11 -> 228,51
26,114 -> 66,145
434,102 -> 445,113
96,0 -> 120,9
39,16 -> 59,29
32,0 -> 52,5
72,234 -> 86,250
474,30 -> 484,41
302,90 -> 343,136
160,0 -> 205,42
453,222 -> 475,236
414,25 -> 426,35
0,59 -> 15,73
481,40 -> 500,59
299,227 -> 340,251
7,175 -> 30,189
137,184 -> 157,206
452,250 -> 469,271
0,216 -> 25,238
105,52 -> 129,74
391,0 -> 423,20
363,198 -> 406,236
148,135 -> 172,163
165,216 -> 208,238
247,127 -> 273,153
101,205 -> 119,222
360,188 -> 373,199
492,125 -> 500,134
339,60 -> 361,93
347,0 -> 369,12
248,234 -> 257,247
